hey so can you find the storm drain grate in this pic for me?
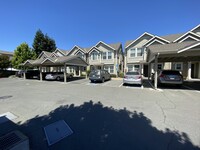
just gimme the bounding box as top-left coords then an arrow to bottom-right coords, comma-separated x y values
44,120 -> 73,146
0,132 -> 21,149
0,130 -> 29,150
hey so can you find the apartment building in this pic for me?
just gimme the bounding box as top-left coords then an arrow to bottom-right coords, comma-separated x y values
36,41 -> 123,76
124,24 -> 200,79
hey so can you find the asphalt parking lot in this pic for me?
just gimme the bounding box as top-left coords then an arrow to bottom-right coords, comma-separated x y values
0,78 -> 200,150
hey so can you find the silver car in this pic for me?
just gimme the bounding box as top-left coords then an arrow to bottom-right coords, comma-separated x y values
45,73 -> 74,81
123,71 -> 142,85
151,70 -> 183,85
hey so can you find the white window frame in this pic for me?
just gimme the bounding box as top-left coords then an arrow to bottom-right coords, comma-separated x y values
104,65 -> 114,74
130,48 -> 136,57
129,48 -> 143,57
90,51 -> 99,60
102,52 -> 107,60
77,51 -> 85,59
127,64 -> 140,72
175,62 -> 183,70
108,52 -> 112,59
102,51 -> 113,60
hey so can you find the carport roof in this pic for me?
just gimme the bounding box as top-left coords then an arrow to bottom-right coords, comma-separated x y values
23,55 -> 88,67
147,41 -> 200,63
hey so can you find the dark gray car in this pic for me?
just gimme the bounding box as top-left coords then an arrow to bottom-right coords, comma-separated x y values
89,69 -> 111,83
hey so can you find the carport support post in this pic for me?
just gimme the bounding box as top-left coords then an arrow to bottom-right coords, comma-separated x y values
187,62 -> 192,80
64,63 -> 67,83
23,66 -> 26,80
154,54 -> 158,89
79,66 -> 81,77
39,66 -> 42,81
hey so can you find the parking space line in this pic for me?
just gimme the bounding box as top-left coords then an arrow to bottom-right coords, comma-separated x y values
119,83 -> 123,87
148,80 -> 154,89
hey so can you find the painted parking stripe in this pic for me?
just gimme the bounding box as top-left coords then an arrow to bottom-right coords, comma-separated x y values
119,83 -> 123,87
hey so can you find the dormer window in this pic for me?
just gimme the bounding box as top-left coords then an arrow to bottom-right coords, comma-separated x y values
91,51 -> 99,60
77,51 -> 85,59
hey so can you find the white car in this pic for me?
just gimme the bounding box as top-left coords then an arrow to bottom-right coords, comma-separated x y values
45,73 -> 74,81
123,71 -> 142,85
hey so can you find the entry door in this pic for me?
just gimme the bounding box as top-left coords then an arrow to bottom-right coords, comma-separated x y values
191,64 -> 195,78
144,65 -> 148,77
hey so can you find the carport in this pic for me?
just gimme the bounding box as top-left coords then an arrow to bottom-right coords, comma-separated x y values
146,41 -> 200,89
22,55 -> 88,82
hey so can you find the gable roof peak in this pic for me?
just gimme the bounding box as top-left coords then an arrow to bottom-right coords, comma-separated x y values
125,32 -> 154,48
190,24 -> 200,32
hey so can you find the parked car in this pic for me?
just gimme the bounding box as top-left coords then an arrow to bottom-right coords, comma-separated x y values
89,69 -> 111,83
45,72 -> 74,81
123,71 -> 142,85
151,70 -> 183,86
16,70 -> 26,78
26,70 -> 40,79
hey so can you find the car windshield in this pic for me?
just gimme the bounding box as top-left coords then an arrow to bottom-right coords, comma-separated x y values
162,71 -> 180,75
126,72 -> 139,75
91,70 -> 100,74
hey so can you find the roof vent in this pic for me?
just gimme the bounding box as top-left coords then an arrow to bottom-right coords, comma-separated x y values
0,130 -> 29,150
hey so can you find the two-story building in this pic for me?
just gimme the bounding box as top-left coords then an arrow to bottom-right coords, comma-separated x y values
125,24 -> 200,79
36,41 -> 123,76
67,41 -> 123,75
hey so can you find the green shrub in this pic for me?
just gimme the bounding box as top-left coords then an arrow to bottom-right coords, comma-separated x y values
119,72 -> 124,78
110,74 -> 117,78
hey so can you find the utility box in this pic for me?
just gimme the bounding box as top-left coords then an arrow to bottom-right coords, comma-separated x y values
0,130 -> 29,150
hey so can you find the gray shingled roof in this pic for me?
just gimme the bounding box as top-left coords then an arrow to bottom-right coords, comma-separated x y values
125,40 -> 135,48
161,33 -> 185,42
59,49 -> 70,55
43,51 -> 52,57
147,41 -> 200,62
0,50 -> 14,55
108,42 -> 121,50
23,55 -> 88,67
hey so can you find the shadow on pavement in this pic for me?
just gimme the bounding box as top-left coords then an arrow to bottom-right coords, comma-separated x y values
0,101 -> 199,150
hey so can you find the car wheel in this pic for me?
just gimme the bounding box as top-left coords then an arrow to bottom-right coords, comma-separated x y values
102,78 -> 105,83
91,80 -> 94,83
56,76 -> 61,81
69,75 -> 72,79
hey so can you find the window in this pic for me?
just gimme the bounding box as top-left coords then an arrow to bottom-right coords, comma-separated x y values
102,52 -> 107,60
77,52 -> 85,59
91,51 -> 99,60
104,65 -> 114,73
137,48 -> 143,56
130,49 -> 136,57
157,64 -> 163,70
104,66 -> 108,71
175,63 -> 182,70
110,66 -> 114,73
128,65 -> 133,72
128,64 -> 140,72
134,65 -> 140,71
102,52 -> 113,60
108,52 -> 112,59
130,48 -> 143,57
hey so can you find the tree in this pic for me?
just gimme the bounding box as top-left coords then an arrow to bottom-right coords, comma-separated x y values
32,29 -> 57,57
12,43 -> 36,69
0,55 -> 10,70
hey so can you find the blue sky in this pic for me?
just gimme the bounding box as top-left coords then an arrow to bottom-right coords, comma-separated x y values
0,0 -> 200,52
